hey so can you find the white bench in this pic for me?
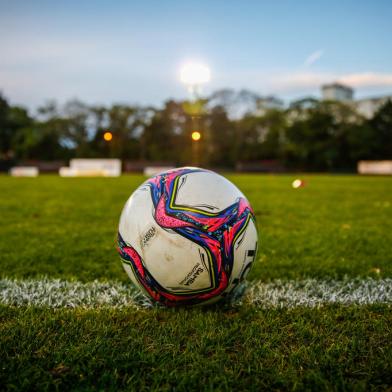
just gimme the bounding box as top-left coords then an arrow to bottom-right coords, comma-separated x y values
358,160 -> 392,175
59,159 -> 122,177
10,166 -> 39,177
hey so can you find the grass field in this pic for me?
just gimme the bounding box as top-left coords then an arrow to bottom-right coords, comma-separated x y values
1,174 -> 392,390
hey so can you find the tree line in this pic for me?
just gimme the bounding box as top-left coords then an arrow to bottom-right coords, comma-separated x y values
0,89 -> 391,171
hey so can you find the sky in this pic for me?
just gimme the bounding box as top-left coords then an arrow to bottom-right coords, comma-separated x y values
0,0 -> 391,111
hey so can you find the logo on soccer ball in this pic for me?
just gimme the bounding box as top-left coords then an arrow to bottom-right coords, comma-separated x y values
118,167 -> 258,306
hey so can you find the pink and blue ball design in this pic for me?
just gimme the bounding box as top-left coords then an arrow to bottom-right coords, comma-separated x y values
118,168 -> 256,306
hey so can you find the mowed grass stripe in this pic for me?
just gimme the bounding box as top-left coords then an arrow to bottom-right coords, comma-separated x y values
1,277 -> 391,308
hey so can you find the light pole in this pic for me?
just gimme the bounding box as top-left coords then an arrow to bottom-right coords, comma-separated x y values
103,131 -> 113,157
180,62 -> 210,166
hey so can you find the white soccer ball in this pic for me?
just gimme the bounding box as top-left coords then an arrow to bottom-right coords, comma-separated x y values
118,167 -> 258,306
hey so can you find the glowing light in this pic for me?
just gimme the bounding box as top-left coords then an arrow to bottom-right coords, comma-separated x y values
103,131 -> 113,142
180,63 -> 211,86
191,131 -> 201,141
292,179 -> 304,188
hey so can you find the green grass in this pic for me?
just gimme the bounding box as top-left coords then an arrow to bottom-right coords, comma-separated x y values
1,305 -> 391,391
1,174 -> 392,390
0,174 -> 391,281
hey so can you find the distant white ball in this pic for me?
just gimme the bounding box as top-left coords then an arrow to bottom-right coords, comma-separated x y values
118,167 -> 258,306
292,179 -> 304,188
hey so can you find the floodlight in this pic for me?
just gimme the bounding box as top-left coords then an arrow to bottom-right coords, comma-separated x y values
180,63 -> 211,86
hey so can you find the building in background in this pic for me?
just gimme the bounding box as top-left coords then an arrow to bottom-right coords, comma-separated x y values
321,83 -> 354,101
355,95 -> 392,118
320,83 -> 391,118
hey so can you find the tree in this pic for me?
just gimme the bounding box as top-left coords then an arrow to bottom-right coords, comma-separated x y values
0,93 -> 38,163
284,100 -> 367,171
368,99 -> 392,159
105,104 -> 142,159
257,109 -> 286,160
0,93 -> 12,158
235,109 -> 286,163
141,101 -> 186,163
29,101 -> 73,160
63,100 -> 90,157
207,105 -> 236,167
2,87 -> 390,171
236,114 -> 264,162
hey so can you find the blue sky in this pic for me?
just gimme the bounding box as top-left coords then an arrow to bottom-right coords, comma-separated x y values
0,0 -> 391,110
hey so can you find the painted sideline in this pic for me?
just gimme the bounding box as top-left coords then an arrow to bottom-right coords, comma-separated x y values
0,277 -> 391,309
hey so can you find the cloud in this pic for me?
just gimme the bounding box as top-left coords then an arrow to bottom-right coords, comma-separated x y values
303,49 -> 324,67
269,71 -> 332,91
269,71 -> 392,91
338,72 -> 392,87
212,70 -> 332,94
213,70 -> 392,95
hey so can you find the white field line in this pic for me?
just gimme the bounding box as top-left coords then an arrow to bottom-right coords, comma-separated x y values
0,277 -> 391,309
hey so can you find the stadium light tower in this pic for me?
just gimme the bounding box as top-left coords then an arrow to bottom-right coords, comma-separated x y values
180,62 -> 210,166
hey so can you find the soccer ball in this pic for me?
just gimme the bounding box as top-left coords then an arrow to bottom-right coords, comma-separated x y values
118,167 -> 258,306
